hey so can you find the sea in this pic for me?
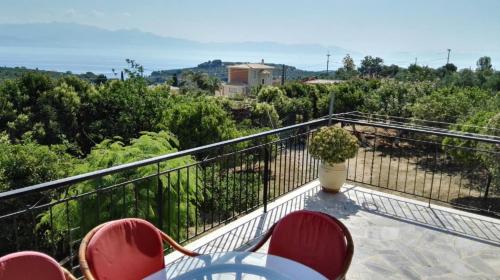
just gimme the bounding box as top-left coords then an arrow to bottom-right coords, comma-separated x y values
1,46 -> 496,76
0,46 -> 331,76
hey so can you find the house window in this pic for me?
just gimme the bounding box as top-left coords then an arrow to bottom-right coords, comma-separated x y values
262,79 -> 265,85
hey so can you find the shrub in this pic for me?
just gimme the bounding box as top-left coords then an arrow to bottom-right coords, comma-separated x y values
308,126 -> 359,164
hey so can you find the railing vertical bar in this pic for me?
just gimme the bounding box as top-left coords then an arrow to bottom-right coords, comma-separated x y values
287,137 -> 292,192
257,145 -> 262,206
202,166 -> 206,232
245,152 -> 250,212
263,145 -> 270,213
186,166 -> 190,240
156,162 -> 163,230
362,135 -> 367,183
176,169 -> 181,239
305,131 -> 310,183
292,135 -> 297,189
403,147 -> 410,194
283,139 -> 289,193
239,150 -> 244,214
211,162 -> 215,228
167,172 -> 171,235
232,149 -> 237,218
273,141 -> 278,199
278,139 -> 284,196
386,145 -> 392,189
395,138 -> 402,191
378,142 -> 384,187
370,130 -> 377,185
194,164 -> 198,236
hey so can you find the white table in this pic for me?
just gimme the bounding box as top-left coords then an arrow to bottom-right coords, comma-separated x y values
144,251 -> 327,280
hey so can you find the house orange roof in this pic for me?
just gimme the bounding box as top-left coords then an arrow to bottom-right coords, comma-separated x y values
227,63 -> 275,70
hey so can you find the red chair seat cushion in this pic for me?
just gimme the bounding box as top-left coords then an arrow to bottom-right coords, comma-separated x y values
86,219 -> 165,280
0,251 -> 66,280
267,211 -> 348,280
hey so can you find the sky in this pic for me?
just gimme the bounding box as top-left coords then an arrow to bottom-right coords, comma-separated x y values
1,0 -> 500,68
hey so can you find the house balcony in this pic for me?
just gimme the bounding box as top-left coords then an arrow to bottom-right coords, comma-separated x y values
164,181 -> 500,279
1,112 -> 498,278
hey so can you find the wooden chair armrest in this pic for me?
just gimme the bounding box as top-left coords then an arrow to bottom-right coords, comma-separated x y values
159,231 -> 200,257
62,267 -> 77,280
244,223 -> 276,252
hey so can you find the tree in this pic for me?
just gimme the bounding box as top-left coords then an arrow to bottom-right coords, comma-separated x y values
161,96 -> 238,150
402,64 -> 438,82
0,133 -> 75,256
336,54 -> 358,80
436,63 -> 457,78
0,134 -> 74,191
343,54 -> 355,71
380,64 -> 400,78
443,112 -> 500,194
478,113 -> 500,194
257,86 -> 287,104
250,102 -> 280,128
94,74 -> 107,85
363,80 -> 424,117
318,82 -> 364,116
39,131 -> 200,245
476,56 -> 493,72
358,56 -> 384,78
181,71 -> 221,94
78,77 -> 168,153
452,69 -> 479,88
35,82 -> 81,146
411,87 -> 492,123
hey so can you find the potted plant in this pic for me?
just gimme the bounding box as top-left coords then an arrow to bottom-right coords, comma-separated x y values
308,126 -> 359,193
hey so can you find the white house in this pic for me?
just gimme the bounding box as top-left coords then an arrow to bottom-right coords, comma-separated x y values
219,62 -> 274,97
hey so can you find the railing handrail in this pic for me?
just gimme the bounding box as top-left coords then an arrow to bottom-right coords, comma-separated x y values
331,116 -> 500,144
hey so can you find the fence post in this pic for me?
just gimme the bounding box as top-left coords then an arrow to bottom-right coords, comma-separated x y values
157,162 -> 164,231
263,145 -> 270,213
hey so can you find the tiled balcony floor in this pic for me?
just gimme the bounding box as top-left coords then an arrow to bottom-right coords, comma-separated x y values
166,181 -> 500,279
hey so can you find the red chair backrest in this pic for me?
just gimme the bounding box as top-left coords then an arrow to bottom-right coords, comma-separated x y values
0,251 -> 66,280
267,210 -> 350,280
85,218 -> 165,280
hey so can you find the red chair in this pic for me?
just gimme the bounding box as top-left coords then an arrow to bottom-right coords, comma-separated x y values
0,251 -> 76,280
79,218 -> 199,280
247,210 -> 354,280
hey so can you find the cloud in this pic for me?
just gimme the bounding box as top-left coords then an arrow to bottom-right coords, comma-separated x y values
63,8 -> 77,17
122,12 -> 131,17
91,10 -> 104,17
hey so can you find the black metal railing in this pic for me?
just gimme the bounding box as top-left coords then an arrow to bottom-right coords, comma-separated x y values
0,113 -> 498,275
0,118 -> 327,274
331,113 -> 499,215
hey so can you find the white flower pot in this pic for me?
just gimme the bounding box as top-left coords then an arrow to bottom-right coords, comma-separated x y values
318,161 -> 347,193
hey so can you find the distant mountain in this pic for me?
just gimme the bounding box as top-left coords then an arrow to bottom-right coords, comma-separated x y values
0,22 -> 350,55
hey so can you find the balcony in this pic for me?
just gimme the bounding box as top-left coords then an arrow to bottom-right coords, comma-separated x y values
164,181 -> 500,279
1,113 -> 499,278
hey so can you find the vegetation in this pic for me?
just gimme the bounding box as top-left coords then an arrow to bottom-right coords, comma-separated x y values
0,56 -> 498,258
39,131 -> 198,242
308,126 -> 359,164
